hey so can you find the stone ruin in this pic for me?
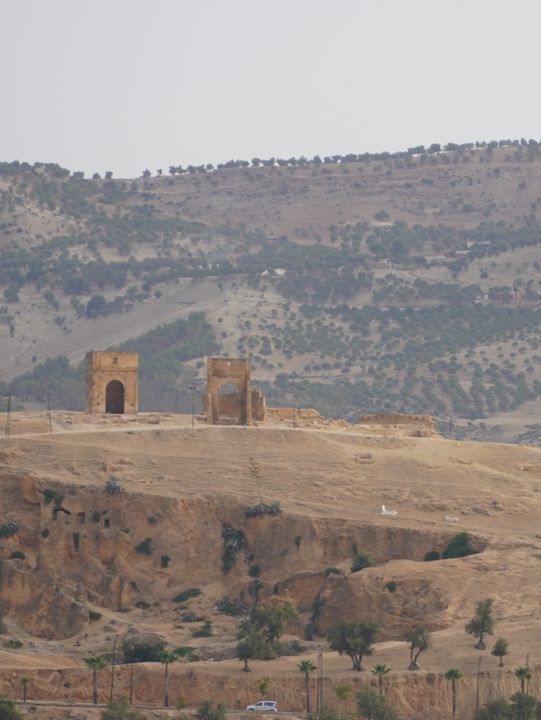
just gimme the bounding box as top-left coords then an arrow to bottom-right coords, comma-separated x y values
205,357 -> 266,425
86,351 -> 139,415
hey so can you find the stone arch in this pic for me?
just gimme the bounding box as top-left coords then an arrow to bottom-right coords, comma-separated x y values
105,380 -> 125,414
217,381 -> 242,424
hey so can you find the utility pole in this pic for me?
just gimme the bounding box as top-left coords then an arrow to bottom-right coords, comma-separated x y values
129,663 -> 134,705
316,652 -> 323,715
475,656 -> 482,720
110,636 -> 117,703
5,393 -> 11,440
292,386 -> 297,429
46,395 -> 53,435
188,384 -> 197,430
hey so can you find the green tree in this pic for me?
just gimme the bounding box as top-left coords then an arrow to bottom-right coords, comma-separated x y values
510,692 -> 536,720
298,660 -> 316,713
327,619 -> 380,671
101,697 -> 144,720
236,626 -> 267,671
372,664 -> 391,695
405,627 -> 430,670
466,599 -> 494,650
445,668 -> 462,717
160,650 -> 177,707
247,600 -> 297,655
0,696 -> 23,720
492,638 -> 509,667
515,667 -> 532,694
356,687 -> 398,720
478,697 -> 512,720
85,654 -> 108,705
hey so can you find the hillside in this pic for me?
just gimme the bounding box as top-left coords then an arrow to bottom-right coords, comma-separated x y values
2,140 -> 541,442
0,413 -> 540,719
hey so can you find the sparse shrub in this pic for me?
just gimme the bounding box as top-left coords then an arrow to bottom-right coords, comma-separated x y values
385,580 -> 397,592
196,700 -> 226,720
105,475 -> 122,496
281,639 -> 304,655
173,587 -> 202,603
215,596 -> 248,616
443,532 -> 478,559
192,621 -> 213,638
222,523 -> 247,574
42,489 -> 57,504
91,511 -> 101,523
89,611 -> 102,622
324,567 -> 342,577
0,521 -> 18,538
4,639 -> 23,649
9,551 -> 25,560
180,612 -> 201,623
294,535 -> 302,549
41,528 -> 49,538
174,646 -> 199,662
304,622 -> 316,640
147,516 -> 157,525
244,501 -> 281,518
0,696 -> 24,720
134,600 -> 151,609
351,549 -> 375,573
248,564 -> 261,578
160,554 -> 170,568
134,538 -> 152,555
424,550 -> 440,562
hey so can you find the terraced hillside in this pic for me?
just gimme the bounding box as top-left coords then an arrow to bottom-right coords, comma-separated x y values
2,140 -> 541,442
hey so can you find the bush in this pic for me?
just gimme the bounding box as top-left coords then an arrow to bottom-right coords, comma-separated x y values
134,600 -> 151,609
0,696 -> 24,720
244,501 -> 281,518
8,551 -> 25,560
89,611 -> 102,622
147,516 -> 157,525
122,638 -> 166,663
443,532 -> 478,559
41,528 -> 49,538
197,701 -> 226,720
173,587 -> 202,603
91,511 -> 101,523
42,489 -> 57,504
4,639 -> 22,649
424,550 -> 440,561
351,549 -> 375,573
160,554 -> 170,568
324,567 -> 342,577
0,521 -> 18,539
173,646 -> 199,662
134,538 -> 152,555
222,523 -> 246,574
215,595 -> 248,616
105,475 -> 122,496
102,697 -> 144,720
192,621 -> 213,638
385,580 -> 397,592
248,564 -> 261,578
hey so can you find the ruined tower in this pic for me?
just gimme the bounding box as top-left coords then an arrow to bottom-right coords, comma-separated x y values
85,351 -> 139,414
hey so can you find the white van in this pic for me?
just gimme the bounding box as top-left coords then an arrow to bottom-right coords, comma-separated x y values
246,701 -> 278,712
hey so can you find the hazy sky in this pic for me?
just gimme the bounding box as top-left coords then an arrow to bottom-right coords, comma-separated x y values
2,0 -> 541,178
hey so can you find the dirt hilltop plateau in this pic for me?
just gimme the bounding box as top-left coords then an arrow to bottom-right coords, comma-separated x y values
0,411 -> 541,718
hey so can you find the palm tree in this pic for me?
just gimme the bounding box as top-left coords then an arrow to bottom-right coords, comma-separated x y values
445,668 -> 462,717
84,655 -> 108,705
514,666 -> 532,694
298,660 -> 316,714
20,678 -> 30,703
160,650 -> 178,707
371,665 -> 391,695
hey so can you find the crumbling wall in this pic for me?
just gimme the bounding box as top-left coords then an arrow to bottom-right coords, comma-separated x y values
205,358 -> 267,425
359,413 -> 436,436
